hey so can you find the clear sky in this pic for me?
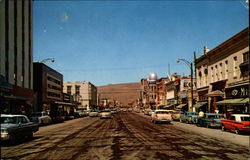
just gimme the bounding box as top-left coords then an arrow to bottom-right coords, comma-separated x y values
33,0 -> 249,86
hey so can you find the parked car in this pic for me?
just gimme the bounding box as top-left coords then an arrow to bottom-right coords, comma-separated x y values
30,112 -> 52,125
99,110 -> 113,119
1,114 -> 39,144
110,109 -> 117,114
89,110 -> 99,117
151,110 -> 172,124
180,112 -> 198,124
144,109 -> 152,116
196,113 -> 225,128
171,110 -> 182,121
220,114 -> 250,134
51,114 -> 66,123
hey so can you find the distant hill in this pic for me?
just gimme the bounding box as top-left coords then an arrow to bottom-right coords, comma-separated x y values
97,82 -> 141,106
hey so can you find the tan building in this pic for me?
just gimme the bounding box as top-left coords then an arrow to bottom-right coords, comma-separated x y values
195,27 -> 249,115
63,81 -> 97,110
0,0 -> 34,114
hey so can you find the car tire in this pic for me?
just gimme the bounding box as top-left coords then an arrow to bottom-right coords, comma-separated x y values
235,129 -> 240,135
27,132 -> 33,139
221,125 -> 226,131
9,134 -> 16,145
206,124 -> 210,128
186,120 -> 189,124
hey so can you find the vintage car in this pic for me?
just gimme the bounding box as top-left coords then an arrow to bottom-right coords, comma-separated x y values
145,109 -> 153,116
1,114 -> 39,144
151,110 -> 172,124
220,114 -> 250,134
171,110 -> 182,121
196,113 -> 225,128
51,114 -> 66,123
180,112 -> 198,124
89,110 -> 99,117
99,110 -> 112,119
30,112 -> 52,125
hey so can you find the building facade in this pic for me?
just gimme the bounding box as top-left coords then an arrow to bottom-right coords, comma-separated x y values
33,63 -> 64,116
0,0 -> 33,115
63,81 -> 98,110
195,27 -> 249,115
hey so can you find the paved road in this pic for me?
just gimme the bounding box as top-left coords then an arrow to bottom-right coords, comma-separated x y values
1,112 -> 249,160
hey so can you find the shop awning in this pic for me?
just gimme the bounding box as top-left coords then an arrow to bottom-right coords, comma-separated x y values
216,98 -> 249,105
54,101 -> 75,106
176,104 -> 187,109
194,101 -> 208,109
206,90 -> 224,97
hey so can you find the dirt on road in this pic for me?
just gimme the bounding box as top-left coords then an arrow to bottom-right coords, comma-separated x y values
1,112 -> 249,160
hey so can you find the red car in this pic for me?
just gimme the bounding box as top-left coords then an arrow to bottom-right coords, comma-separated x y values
220,114 -> 250,134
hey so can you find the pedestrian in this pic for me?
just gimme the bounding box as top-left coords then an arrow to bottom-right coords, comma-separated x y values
197,110 -> 204,126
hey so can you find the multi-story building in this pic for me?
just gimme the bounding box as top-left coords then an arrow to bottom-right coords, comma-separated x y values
63,81 -> 97,110
156,77 -> 168,106
195,27 -> 249,115
165,74 -> 180,108
140,78 -> 149,108
33,63 -> 64,116
175,76 -> 198,111
139,73 -> 158,109
0,0 -> 33,115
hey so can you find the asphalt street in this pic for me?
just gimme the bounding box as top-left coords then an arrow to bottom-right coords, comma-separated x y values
1,112 -> 249,160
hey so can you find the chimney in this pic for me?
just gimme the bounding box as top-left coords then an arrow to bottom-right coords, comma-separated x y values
204,46 -> 210,54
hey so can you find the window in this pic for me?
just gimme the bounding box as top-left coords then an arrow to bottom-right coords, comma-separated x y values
229,116 -> 235,121
76,85 -> 80,94
233,56 -> 237,77
225,60 -> 228,79
243,52 -> 249,62
67,86 -> 72,94
211,67 -> 214,82
219,63 -> 222,80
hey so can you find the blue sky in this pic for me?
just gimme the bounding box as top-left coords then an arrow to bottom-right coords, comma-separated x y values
33,0 -> 249,86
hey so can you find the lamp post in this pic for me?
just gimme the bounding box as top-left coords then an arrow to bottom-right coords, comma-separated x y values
39,58 -> 55,63
176,58 -> 194,111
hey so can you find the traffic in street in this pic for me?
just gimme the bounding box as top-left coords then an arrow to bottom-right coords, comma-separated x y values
1,111 -> 249,160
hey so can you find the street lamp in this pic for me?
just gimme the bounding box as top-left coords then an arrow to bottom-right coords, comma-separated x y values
176,58 -> 194,111
39,58 -> 55,63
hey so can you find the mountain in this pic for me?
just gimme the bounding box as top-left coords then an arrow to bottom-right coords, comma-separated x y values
97,82 -> 141,106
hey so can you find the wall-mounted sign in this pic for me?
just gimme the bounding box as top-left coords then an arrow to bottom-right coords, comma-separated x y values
226,85 -> 249,98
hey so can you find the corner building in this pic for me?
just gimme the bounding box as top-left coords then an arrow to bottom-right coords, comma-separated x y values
0,0 -> 33,115
195,27 -> 249,115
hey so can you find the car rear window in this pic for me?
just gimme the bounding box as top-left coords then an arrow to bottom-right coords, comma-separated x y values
241,117 -> 250,121
1,117 -> 18,124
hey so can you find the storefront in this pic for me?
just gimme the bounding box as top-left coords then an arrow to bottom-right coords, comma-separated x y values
216,84 -> 249,117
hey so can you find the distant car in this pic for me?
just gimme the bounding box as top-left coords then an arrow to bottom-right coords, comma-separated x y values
99,110 -> 113,119
180,112 -> 198,124
1,114 -> 39,144
30,112 -> 52,125
196,113 -> 225,128
110,109 -> 117,114
51,113 -> 65,123
89,111 -> 99,117
171,110 -> 182,121
144,109 -> 152,116
151,110 -> 172,124
220,114 -> 250,134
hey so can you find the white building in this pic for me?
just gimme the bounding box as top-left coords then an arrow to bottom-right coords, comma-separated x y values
63,81 -> 97,110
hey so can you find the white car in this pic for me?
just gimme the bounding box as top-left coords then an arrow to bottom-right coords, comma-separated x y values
30,112 -> 52,125
151,110 -> 173,124
99,110 -> 112,119
89,111 -> 99,117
